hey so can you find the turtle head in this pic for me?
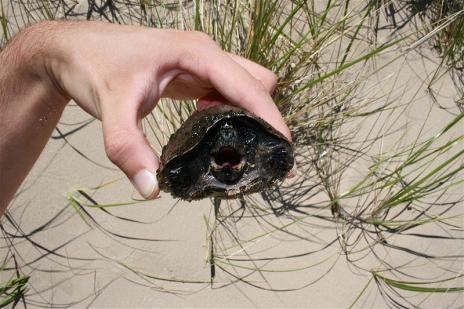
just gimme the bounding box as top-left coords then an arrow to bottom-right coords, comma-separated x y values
210,121 -> 246,185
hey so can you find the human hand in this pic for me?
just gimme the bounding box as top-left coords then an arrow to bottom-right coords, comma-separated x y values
41,21 -> 292,199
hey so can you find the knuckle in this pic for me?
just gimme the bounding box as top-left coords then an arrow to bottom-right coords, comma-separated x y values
254,66 -> 278,91
270,71 -> 278,85
177,50 -> 202,73
104,130 -> 134,167
266,71 -> 278,90
176,31 -> 218,71
186,31 -> 219,52
189,30 -> 215,44
239,84 -> 268,106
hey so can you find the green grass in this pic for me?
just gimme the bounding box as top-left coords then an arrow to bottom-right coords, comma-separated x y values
0,256 -> 29,308
0,275 -> 29,308
373,272 -> 464,293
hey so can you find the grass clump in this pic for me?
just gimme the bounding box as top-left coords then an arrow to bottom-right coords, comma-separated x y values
0,255 -> 29,308
0,275 -> 29,308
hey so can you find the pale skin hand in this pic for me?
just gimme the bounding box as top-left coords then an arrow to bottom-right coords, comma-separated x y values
0,21 -> 292,215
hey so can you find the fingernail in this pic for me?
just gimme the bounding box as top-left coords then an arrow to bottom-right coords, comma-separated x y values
132,169 -> 158,199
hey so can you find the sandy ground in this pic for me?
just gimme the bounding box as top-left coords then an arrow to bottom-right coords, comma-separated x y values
1,3 -> 463,308
1,53 -> 462,308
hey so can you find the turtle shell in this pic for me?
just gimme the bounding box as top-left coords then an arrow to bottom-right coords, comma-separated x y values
157,105 -> 294,200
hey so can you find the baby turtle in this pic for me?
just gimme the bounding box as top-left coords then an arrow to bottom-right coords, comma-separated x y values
157,105 -> 294,200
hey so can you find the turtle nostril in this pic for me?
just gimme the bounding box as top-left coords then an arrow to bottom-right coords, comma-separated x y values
213,147 -> 242,167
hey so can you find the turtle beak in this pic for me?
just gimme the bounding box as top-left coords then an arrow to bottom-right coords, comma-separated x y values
210,147 -> 246,184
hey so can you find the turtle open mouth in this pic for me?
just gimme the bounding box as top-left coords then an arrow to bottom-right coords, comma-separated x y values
212,147 -> 243,168
211,147 -> 246,184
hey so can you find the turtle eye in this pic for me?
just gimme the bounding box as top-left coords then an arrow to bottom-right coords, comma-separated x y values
243,131 -> 256,145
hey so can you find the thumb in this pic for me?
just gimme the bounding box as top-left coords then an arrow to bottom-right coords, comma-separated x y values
102,104 -> 160,199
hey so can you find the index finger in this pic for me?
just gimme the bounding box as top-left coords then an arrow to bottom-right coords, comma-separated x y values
176,40 -> 292,141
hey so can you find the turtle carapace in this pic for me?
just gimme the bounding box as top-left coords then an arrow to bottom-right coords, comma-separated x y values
157,105 -> 294,200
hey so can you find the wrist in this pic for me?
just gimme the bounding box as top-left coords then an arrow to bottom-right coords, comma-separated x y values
1,21 -> 70,106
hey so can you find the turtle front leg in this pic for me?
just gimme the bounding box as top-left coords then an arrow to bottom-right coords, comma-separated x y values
210,197 -> 223,286
214,197 -> 221,218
